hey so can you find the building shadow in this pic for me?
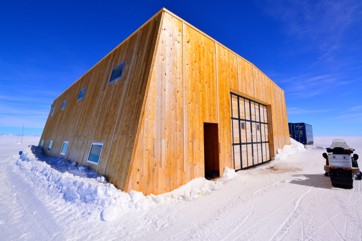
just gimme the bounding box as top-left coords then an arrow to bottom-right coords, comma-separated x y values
289,174 -> 334,189
19,145 -> 103,179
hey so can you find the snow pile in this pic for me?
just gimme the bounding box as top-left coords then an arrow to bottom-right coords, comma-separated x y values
17,147 -> 162,221
15,146 -> 237,222
160,168 -> 236,202
3,136 -> 362,241
158,178 -> 222,202
275,138 -> 305,161
223,167 -> 236,179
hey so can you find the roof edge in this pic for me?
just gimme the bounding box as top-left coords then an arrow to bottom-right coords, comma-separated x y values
52,8 -> 166,104
160,8 -> 283,91
53,7 -> 283,104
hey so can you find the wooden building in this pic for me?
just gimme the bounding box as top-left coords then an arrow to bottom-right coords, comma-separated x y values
40,8 -> 290,195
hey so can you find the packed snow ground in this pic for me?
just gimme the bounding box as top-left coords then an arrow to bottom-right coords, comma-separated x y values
1,136 -> 362,241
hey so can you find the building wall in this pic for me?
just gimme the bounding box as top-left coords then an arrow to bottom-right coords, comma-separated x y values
40,9 -> 289,195
40,12 -> 162,190
127,10 -> 290,194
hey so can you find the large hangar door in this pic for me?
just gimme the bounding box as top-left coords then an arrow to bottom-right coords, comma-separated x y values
231,93 -> 270,170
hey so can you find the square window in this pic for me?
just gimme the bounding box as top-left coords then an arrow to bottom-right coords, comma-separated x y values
61,100 -> 67,110
51,107 -> 56,116
78,87 -> 86,101
240,122 -> 245,129
87,143 -> 103,165
48,140 -> 53,150
109,62 -> 125,83
60,141 -> 69,156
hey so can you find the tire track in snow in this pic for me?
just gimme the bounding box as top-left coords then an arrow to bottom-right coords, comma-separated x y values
227,181 -> 314,241
219,200 -> 255,241
219,181 -> 282,241
302,179 -> 321,240
166,180 -> 283,241
303,174 -> 332,240
341,181 -> 362,240
309,179 -> 348,240
308,183 -> 358,241
342,184 -> 358,239
268,188 -> 312,241
356,179 -> 362,238
183,194 -> 253,241
144,185 -> 251,241
300,209 -> 306,241
212,181 -> 286,241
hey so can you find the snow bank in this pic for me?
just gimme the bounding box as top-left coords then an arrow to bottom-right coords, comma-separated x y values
275,138 -> 305,161
15,139 -> 305,223
16,146 -> 237,222
4,136 -> 362,241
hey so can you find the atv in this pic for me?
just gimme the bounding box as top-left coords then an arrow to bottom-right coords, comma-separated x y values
322,139 -> 361,189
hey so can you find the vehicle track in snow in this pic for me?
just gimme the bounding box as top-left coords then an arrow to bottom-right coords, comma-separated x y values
171,182 -> 259,240
268,188 -> 312,241
140,178 -> 285,241
220,181 -> 284,241
304,174 -> 362,241
149,169 -> 325,241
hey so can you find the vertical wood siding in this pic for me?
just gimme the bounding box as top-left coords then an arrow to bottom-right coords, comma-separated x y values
40,9 -> 289,195
127,10 -> 289,194
40,12 -> 162,190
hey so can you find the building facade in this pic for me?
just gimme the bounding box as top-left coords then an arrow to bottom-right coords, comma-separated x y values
40,8 -> 290,194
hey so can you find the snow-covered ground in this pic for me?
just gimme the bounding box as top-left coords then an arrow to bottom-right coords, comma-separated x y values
1,135 -> 362,241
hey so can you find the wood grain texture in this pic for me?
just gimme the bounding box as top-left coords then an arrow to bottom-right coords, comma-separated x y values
126,10 -> 289,194
40,9 -> 290,195
41,10 -> 162,191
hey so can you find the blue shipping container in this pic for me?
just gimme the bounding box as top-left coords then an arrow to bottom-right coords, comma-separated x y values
288,122 -> 314,145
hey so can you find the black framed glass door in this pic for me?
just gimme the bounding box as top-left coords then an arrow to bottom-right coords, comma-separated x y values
231,93 -> 270,170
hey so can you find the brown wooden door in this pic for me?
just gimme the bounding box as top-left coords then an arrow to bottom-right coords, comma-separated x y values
204,123 -> 220,179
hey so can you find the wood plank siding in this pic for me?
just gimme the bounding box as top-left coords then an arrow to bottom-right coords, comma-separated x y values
41,11 -> 162,189
40,8 -> 290,195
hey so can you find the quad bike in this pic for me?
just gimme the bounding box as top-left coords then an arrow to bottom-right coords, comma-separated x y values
322,139 -> 361,189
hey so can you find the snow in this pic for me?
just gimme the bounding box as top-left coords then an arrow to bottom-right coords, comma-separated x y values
1,135 -> 362,241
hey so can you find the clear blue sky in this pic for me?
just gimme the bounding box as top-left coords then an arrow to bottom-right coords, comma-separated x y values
1,0 -> 361,136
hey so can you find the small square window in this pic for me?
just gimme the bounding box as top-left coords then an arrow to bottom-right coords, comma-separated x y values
60,141 -> 69,156
87,143 -> 103,165
240,122 -> 245,129
61,100 -> 67,110
40,139 -> 44,147
256,124 -> 260,131
51,107 -> 56,116
48,140 -> 53,150
109,62 -> 125,83
78,87 -> 86,101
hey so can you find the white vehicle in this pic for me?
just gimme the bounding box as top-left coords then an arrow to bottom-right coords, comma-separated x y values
322,139 -> 361,188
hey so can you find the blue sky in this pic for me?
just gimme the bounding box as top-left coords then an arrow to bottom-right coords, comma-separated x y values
0,0 -> 361,136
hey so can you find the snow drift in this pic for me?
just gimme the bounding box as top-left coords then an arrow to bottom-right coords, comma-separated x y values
15,145 -> 242,222
2,136 -> 362,241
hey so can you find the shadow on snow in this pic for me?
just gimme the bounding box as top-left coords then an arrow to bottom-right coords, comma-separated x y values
20,145 -> 103,180
289,174 -> 334,189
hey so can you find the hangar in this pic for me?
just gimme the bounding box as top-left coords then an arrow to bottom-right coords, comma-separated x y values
40,8 -> 290,194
